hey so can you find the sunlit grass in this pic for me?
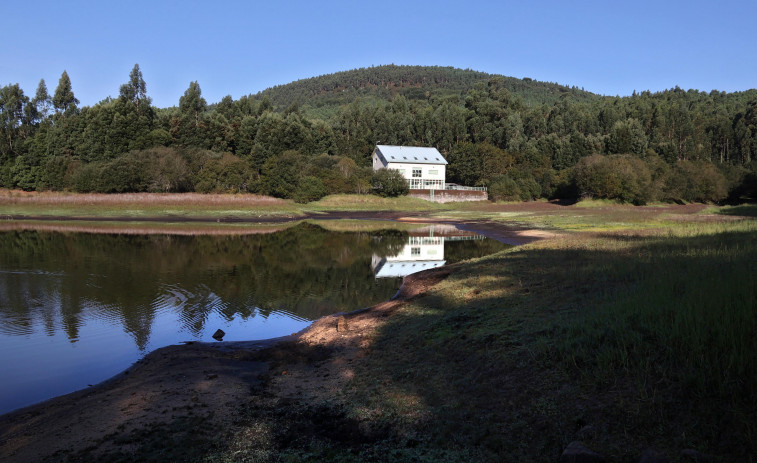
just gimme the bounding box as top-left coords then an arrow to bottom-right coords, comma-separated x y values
308,219 -> 426,233
0,190 -> 304,218
0,219 -> 294,235
305,194 -> 450,212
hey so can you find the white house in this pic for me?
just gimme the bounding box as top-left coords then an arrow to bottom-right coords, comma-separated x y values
371,145 -> 447,190
371,234 -> 446,278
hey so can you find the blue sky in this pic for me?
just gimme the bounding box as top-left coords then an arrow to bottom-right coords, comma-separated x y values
3,0 -> 755,108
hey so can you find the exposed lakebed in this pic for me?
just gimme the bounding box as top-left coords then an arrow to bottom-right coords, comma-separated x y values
0,222 -> 509,414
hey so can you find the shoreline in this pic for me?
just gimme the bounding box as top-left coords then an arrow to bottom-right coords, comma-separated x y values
0,216 -> 545,462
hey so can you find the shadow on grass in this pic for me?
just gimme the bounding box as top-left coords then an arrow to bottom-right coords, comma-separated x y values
337,226 -> 757,461
716,203 -> 757,217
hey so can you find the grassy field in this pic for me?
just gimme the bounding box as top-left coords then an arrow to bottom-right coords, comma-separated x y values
234,204 -> 753,462
0,191 -> 450,219
336,219 -> 756,461
4,192 -> 756,461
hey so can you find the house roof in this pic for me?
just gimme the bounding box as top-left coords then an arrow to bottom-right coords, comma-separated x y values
372,258 -> 447,278
374,145 -> 448,165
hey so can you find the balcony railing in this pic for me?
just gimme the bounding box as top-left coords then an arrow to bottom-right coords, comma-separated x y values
444,183 -> 487,191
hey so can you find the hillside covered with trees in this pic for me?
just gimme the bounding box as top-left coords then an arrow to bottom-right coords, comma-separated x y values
1,64 -> 756,203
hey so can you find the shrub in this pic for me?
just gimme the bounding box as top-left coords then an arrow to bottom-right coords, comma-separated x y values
143,147 -> 191,192
574,154 -> 652,204
72,163 -> 103,192
664,161 -> 728,203
260,150 -> 306,198
194,153 -> 254,193
97,155 -> 149,193
293,176 -> 327,203
488,175 -> 521,201
370,168 -> 409,197
40,156 -> 79,191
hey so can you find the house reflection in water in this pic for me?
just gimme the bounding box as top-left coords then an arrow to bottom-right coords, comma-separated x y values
371,225 -> 485,278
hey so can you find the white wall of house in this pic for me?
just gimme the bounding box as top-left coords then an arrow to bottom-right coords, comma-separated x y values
386,162 -> 446,189
372,153 -> 447,190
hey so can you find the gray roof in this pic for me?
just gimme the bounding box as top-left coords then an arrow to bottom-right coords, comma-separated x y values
372,258 -> 447,278
374,145 -> 447,165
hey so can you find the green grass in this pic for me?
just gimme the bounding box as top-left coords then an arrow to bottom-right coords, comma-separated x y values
708,203 -> 757,217
304,194 -> 451,213
329,218 -> 757,460
0,191 -> 456,220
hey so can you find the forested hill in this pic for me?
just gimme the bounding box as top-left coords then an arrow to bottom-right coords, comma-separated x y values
2,64 -> 756,205
253,65 -> 599,118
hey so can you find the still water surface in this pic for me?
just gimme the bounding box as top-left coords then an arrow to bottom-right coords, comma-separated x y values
0,222 -> 509,414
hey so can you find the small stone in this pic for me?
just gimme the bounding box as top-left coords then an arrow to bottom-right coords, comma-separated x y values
205,374 -> 218,380
639,448 -> 670,463
337,316 -> 349,332
212,329 -> 225,340
560,441 -> 606,463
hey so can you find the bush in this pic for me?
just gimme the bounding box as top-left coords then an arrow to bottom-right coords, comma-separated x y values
488,175 -> 521,201
574,154 -> 652,204
664,161 -> 728,203
98,155 -> 149,193
40,156 -> 79,191
143,147 -> 191,192
260,150 -> 306,198
370,168 -> 409,197
72,163 -> 104,192
194,153 -> 254,193
293,176 -> 327,203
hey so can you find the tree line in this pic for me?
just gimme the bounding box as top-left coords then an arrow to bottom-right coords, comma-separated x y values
1,64 -> 755,203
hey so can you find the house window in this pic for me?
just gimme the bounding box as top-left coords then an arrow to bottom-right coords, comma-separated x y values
411,247 -> 421,256
398,169 -> 406,176
428,169 -> 438,175
412,168 -> 422,178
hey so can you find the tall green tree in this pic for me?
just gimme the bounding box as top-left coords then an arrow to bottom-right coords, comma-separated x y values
0,84 -> 30,159
608,118 -> 648,156
52,71 -> 79,114
179,81 -> 206,126
119,64 -> 150,109
31,79 -> 52,122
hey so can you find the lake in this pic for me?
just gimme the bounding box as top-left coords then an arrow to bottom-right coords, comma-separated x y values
0,222 -> 509,414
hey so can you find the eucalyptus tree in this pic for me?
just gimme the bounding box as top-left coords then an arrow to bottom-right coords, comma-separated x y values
52,71 -> 79,114
0,83 -> 30,159
179,81 -> 206,127
118,64 -> 149,109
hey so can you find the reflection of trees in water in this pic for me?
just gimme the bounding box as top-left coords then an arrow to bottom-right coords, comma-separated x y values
444,238 -> 512,262
0,224 -> 407,349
